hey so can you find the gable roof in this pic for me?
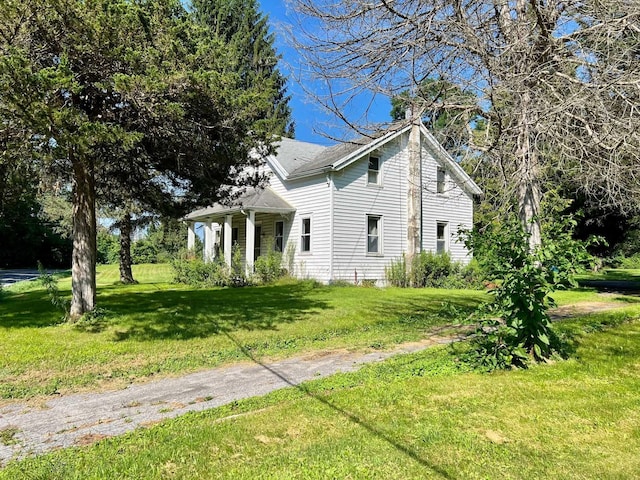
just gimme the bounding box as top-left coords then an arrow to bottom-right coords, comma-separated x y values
270,123 -> 482,197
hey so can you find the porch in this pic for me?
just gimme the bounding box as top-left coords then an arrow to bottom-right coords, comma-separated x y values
184,187 -> 295,273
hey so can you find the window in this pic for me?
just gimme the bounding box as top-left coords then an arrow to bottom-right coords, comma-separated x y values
301,217 -> 311,252
436,222 -> 448,254
274,221 -> 284,253
367,155 -> 380,185
437,167 -> 446,194
232,227 -> 239,246
367,215 -> 382,254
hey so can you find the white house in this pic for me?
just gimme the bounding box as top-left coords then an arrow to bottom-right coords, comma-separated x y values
184,121 -> 482,284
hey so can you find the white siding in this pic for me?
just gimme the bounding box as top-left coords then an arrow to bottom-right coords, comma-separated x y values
268,171 -> 331,282
332,138 -> 407,283
420,144 -> 474,264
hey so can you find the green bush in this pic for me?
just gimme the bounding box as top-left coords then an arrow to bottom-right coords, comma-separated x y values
609,253 -> 640,269
171,255 -> 233,287
253,250 -> 285,284
132,239 -> 159,264
463,215 -> 596,369
385,252 -> 484,289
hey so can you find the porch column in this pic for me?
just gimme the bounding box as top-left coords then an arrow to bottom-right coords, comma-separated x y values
187,222 -> 196,251
224,214 -> 233,267
245,210 -> 255,274
203,221 -> 213,262
210,224 -> 219,260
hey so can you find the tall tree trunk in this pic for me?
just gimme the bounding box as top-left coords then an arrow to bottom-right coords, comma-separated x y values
70,152 -> 97,320
119,212 -> 136,284
516,92 -> 542,252
406,110 -> 422,282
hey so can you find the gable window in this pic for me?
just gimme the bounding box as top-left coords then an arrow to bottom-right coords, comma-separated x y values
301,217 -> 311,252
437,167 -> 446,194
274,221 -> 284,253
436,222 -> 448,254
367,215 -> 382,254
367,155 -> 381,185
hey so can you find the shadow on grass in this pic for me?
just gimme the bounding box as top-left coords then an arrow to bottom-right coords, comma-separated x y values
100,282 -> 330,342
0,290 -> 67,328
371,291 -> 484,327
224,330 -> 457,479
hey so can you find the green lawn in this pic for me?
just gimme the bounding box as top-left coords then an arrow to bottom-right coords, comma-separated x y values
1,264 -> 493,400
1,303 -> 639,478
577,268 -> 640,283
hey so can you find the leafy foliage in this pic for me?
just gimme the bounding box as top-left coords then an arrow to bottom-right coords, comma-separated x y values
385,252 -> 485,289
253,250 -> 285,284
37,262 -> 69,321
463,216 -> 596,369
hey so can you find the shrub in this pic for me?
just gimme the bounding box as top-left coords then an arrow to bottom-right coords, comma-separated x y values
253,250 -> 284,284
463,215 -> 596,370
385,252 -> 484,289
171,254 -> 232,288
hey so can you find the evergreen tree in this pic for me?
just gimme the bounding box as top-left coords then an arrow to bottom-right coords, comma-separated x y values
0,0 -> 290,318
192,0 -> 294,137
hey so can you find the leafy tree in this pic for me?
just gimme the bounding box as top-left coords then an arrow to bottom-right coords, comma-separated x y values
292,0 -> 640,249
0,0 -> 288,318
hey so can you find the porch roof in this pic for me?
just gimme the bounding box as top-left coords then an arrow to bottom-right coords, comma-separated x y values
184,187 -> 295,222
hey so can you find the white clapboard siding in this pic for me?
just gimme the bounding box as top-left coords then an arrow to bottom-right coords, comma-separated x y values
420,144 -> 474,264
332,137 -> 407,283
268,170 -> 332,282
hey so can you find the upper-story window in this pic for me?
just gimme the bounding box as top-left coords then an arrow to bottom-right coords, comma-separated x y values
367,155 -> 381,185
437,167 -> 446,194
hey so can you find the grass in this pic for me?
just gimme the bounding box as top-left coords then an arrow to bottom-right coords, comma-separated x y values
1,304 -> 639,478
1,264 -> 489,401
577,268 -> 640,283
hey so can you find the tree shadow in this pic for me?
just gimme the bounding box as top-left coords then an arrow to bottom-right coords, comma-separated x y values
102,282 -> 330,342
223,330 -> 457,479
0,291 -> 67,328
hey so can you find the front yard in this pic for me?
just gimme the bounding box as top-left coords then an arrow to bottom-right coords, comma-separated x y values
1,264 -> 490,401
2,264 -> 639,478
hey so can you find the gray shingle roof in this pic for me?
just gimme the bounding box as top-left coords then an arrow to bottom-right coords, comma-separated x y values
184,187 -> 295,221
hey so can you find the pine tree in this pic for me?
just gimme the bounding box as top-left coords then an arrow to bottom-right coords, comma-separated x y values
0,0 -> 291,318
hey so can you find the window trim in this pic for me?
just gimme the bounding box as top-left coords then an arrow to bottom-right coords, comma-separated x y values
436,221 -> 449,254
366,154 -> 382,186
300,216 -> 312,254
366,214 -> 383,256
274,220 -> 284,253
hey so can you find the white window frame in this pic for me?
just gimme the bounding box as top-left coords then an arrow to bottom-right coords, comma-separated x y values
274,220 -> 284,253
367,154 -> 382,186
366,214 -> 383,255
300,216 -> 311,253
437,167 -> 446,194
436,222 -> 449,254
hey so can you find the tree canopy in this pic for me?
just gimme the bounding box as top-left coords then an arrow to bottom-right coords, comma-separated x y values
0,0 -> 291,317
292,0 -> 640,249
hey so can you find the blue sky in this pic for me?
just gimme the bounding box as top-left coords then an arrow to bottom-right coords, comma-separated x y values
257,0 -> 391,145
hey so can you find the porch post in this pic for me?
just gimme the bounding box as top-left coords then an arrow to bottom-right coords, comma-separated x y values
245,210 -> 255,274
187,222 -> 196,251
211,224 -> 219,260
203,221 -> 213,262
224,214 -> 233,267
